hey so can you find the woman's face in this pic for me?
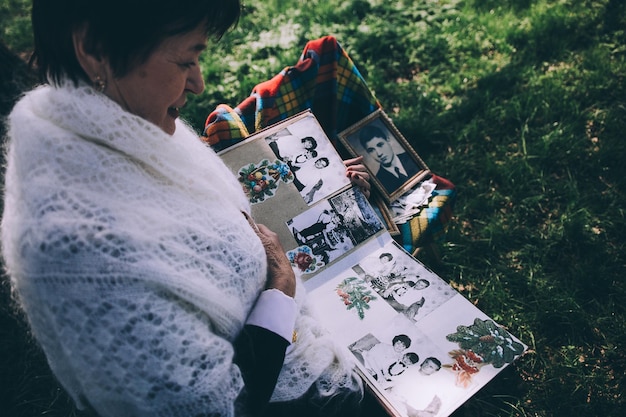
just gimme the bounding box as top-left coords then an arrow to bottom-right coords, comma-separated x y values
104,25 -> 207,134
420,360 -> 440,375
393,340 -> 407,352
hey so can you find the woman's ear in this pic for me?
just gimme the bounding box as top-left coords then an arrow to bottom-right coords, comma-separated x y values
72,24 -> 105,82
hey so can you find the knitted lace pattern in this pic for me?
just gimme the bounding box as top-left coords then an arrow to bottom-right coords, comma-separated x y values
1,82 -> 359,417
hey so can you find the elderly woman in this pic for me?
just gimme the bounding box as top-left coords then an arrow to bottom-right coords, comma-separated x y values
1,1 -> 376,416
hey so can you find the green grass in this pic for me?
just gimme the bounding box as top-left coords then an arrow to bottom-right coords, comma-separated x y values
1,0 -> 625,416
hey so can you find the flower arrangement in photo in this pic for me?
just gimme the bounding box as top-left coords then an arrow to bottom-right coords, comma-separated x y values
445,349 -> 485,388
238,159 -> 293,204
444,318 -> 525,387
287,245 -> 324,273
336,276 -> 377,319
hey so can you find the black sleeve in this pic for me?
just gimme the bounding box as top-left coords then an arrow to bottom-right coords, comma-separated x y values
233,324 -> 290,415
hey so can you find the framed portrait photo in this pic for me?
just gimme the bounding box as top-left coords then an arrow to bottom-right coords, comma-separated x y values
338,109 -> 431,202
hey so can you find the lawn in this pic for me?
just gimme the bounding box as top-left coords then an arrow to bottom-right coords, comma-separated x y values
1,0 -> 625,416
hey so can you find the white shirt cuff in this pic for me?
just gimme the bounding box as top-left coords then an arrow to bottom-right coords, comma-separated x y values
246,289 -> 297,343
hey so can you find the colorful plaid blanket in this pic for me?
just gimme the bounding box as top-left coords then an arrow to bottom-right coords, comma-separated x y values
202,36 -> 455,251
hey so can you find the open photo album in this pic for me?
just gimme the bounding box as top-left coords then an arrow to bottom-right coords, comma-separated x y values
217,110 -> 526,417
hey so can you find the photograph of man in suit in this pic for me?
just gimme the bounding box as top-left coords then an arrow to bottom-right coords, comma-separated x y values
358,125 -> 420,193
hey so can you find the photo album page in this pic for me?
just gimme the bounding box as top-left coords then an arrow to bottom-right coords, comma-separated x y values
218,110 -> 526,417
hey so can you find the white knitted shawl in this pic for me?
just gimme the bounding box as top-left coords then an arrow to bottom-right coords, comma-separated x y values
1,82 -> 359,417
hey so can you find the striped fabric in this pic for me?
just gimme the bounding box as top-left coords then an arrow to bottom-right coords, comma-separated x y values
202,36 -> 455,252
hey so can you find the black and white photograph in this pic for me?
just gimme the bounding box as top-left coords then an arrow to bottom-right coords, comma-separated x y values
265,114 -> 350,205
287,188 -> 384,265
338,109 -> 430,202
352,241 -> 456,323
348,315 -> 446,417
328,187 -> 385,244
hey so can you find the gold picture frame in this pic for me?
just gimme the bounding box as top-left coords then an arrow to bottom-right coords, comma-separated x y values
372,193 -> 400,236
338,109 -> 430,202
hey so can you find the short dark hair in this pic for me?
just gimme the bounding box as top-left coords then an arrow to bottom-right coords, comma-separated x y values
301,136 -> 317,149
415,278 -> 430,288
392,334 -> 411,348
379,252 -> 393,261
404,352 -> 419,364
315,157 -> 329,167
359,125 -> 387,149
421,357 -> 441,369
31,0 -> 241,85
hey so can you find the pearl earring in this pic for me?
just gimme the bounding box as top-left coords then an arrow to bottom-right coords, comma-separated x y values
93,75 -> 107,93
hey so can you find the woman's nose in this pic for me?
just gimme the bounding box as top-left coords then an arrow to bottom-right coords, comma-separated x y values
187,65 -> 205,95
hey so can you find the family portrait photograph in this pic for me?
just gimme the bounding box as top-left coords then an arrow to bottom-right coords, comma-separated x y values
265,113 -> 351,205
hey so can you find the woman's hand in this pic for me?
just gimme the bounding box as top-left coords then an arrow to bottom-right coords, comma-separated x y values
344,156 -> 371,199
244,213 -> 296,298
